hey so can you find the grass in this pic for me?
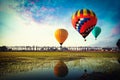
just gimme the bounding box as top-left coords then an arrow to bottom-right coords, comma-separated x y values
0,51 -> 120,58
0,51 -> 120,63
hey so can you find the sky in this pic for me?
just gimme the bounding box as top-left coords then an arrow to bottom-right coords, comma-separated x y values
0,0 -> 120,47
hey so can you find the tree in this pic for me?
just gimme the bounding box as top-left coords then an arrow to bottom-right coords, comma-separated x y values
116,39 -> 120,50
0,46 -> 8,51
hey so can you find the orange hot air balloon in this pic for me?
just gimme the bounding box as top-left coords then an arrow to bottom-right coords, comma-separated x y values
54,29 -> 68,46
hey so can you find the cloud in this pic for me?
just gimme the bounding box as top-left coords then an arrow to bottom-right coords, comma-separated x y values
111,23 -> 120,37
8,0 -> 56,23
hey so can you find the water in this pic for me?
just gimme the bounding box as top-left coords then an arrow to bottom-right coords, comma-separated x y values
0,57 -> 120,80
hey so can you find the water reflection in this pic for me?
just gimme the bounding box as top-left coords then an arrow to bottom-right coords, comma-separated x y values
0,57 -> 55,79
0,57 -> 120,80
54,60 -> 68,77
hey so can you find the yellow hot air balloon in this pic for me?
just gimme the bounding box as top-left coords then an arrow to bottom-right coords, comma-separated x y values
54,29 -> 68,46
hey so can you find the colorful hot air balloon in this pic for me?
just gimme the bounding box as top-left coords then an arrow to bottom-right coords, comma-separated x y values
54,60 -> 68,77
92,26 -> 101,40
54,29 -> 68,46
71,9 -> 97,41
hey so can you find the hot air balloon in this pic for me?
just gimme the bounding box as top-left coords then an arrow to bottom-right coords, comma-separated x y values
92,26 -> 101,40
54,29 -> 68,46
54,60 -> 68,77
71,9 -> 97,41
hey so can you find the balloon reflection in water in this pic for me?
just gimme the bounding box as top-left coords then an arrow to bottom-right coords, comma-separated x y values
54,60 -> 68,77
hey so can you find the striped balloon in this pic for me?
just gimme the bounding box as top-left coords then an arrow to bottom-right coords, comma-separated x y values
71,9 -> 97,41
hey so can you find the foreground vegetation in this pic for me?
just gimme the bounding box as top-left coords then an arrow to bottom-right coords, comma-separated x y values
0,51 -> 120,66
0,51 -> 120,80
0,51 -> 120,58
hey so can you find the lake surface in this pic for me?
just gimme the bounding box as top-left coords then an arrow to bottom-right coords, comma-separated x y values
0,57 -> 120,80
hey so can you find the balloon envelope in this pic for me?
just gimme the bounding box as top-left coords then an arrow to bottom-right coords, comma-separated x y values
92,26 -> 101,39
54,60 -> 68,77
54,29 -> 68,45
71,9 -> 97,40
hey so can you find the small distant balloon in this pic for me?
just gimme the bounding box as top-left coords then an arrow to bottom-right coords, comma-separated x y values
71,8 -> 97,41
54,60 -> 68,77
92,26 -> 101,40
54,29 -> 68,46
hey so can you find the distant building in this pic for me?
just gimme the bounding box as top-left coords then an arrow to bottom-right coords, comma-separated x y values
102,47 -> 118,51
